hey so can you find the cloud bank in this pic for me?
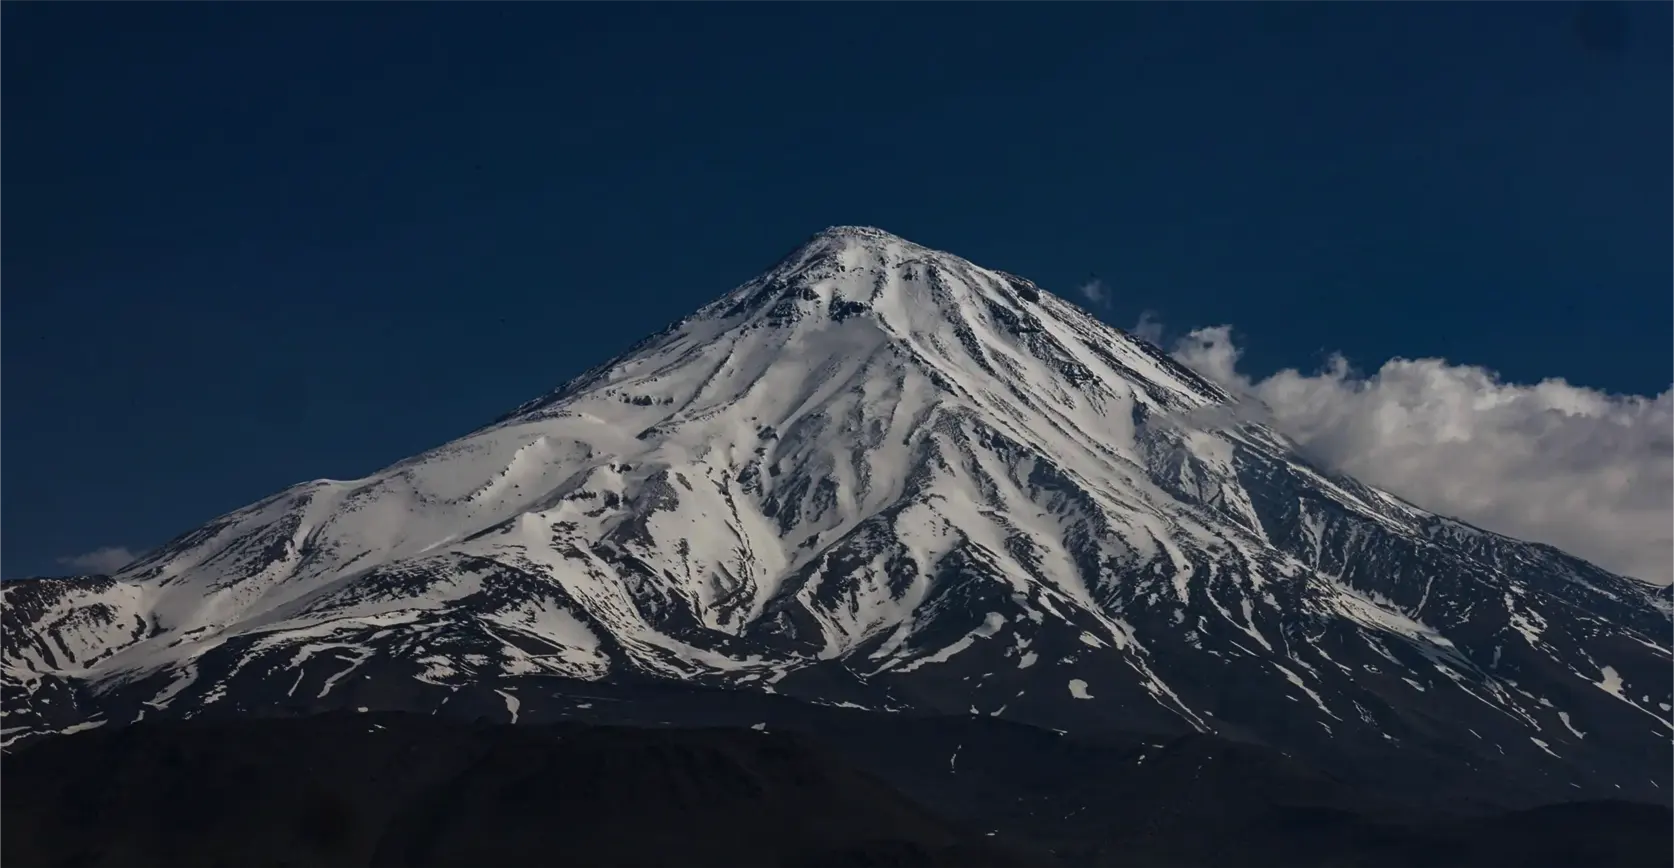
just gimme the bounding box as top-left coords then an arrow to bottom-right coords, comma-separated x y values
57,546 -> 139,575
1160,322 -> 1673,585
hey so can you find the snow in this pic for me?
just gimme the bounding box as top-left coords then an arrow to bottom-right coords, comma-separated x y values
1504,592 -> 1549,648
1586,664 -> 1673,731
1595,665 -> 1626,699
145,663 -> 201,710
495,689 -> 521,724
481,597 -> 608,677
317,647 -> 374,699
1271,662 -> 1339,721
1068,679 -> 1093,699
887,613 -> 1006,674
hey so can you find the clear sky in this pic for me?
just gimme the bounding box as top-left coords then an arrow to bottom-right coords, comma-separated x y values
4,2 -> 1670,580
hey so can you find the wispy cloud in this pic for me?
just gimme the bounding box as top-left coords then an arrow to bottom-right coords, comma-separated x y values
1131,309 -> 1167,345
1077,278 -> 1110,308
1156,319 -> 1673,585
57,546 -> 139,575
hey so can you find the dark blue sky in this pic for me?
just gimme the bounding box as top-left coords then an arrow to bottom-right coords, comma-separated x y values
4,2 -> 1669,578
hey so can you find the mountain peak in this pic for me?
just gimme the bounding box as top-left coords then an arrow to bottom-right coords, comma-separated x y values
766,225 -> 937,280
498,221 -> 1232,428
812,225 -> 912,244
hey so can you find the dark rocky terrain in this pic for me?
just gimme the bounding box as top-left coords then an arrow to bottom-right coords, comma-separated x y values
4,696 -> 1669,868
2,711 -> 1036,868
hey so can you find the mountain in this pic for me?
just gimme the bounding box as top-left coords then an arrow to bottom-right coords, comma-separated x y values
4,225 -> 1670,812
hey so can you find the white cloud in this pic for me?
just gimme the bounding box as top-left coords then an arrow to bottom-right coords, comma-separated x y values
1132,309 -> 1167,345
57,546 -> 139,575
1077,278 -> 1109,307
1165,323 -> 1673,585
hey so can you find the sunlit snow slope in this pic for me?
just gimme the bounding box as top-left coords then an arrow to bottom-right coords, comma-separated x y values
5,226 -> 1669,807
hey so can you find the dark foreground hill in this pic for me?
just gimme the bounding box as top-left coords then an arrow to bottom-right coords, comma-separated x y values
4,705 -> 1669,868
2,711 -> 1037,868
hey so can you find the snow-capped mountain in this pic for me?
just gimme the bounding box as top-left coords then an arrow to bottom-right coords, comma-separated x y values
5,226 -> 1669,807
